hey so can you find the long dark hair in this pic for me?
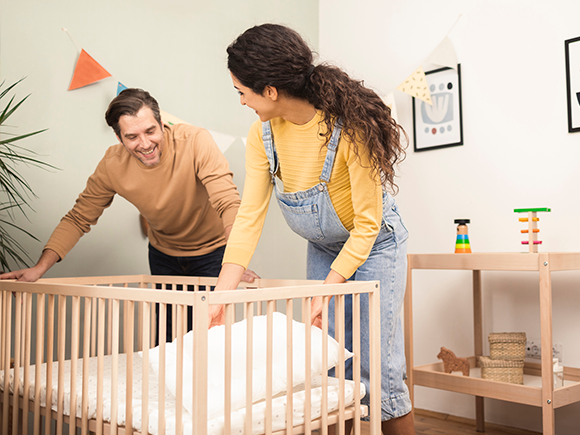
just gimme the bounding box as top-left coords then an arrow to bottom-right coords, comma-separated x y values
227,23 -> 407,192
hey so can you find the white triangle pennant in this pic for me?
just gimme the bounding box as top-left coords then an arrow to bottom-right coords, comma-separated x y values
425,36 -> 458,69
160,109 -> 237,153
382,92 -> 399,124
208,130 -> 236,153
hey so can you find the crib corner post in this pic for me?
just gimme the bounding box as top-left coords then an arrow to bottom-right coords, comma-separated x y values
192,292 -> 209,435
369,281 -> 381,435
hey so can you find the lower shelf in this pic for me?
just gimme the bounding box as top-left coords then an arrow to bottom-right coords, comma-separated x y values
413,357 -> 580,408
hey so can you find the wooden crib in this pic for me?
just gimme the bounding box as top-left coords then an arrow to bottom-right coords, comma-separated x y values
0,275 -> 381,435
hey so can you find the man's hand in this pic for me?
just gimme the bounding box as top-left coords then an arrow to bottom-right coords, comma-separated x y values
0,249 -> 59,283
0,267 -> 45,282
241,268 -> 260,283
208,304 -> 225,329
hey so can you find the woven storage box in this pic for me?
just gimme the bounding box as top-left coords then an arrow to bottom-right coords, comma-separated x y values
488,332 -> 526,360
479,356 -> 524,384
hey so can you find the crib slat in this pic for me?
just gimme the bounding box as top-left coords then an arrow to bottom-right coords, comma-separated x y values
158,303 -> 166,435
107,295 -> 113,356
91,295 -> 97,357
45,294 -> 55,435
175,304 -> 184,435
12,292 -> 22,435
67,296 -> 80,435
321,295 -> 329,435
96,298 -> 105,435
285,299 -> 293,435
265,300 -> 275,435
0,291 -> 4,375
23,293 -> 33,435
244,302 -> 253,435
111,299 -> 119,434
56,295 -> 67,434
141,302 -> 150,435
150,298 -> 156,350
125,299 -> 134,435
82,297 -> 91,435
336,294 -> 346,435
224,303 -> 233,435
302,297 -> 312,435
2,292 -> 12,435
353,293 -> 361,435
34,294 -> 45,435
171,284 -> 177,341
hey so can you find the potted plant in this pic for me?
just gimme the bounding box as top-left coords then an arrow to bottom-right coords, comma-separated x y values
0,78 -> 55,272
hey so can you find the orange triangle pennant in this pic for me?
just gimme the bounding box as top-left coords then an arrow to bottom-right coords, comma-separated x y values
68,49 -> 112,91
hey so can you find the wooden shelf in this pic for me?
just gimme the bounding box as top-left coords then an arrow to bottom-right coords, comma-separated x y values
404,252 -> 580,435
412,358 -> 580,409
408,252 -> 580,272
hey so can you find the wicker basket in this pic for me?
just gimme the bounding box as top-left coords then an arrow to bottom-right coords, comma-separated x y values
479,356 -> 524,384
488,332 -> 526,360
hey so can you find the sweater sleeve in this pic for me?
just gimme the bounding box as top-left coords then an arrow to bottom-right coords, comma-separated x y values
44,155 -> 116,261
222,122 -> 273,268
330,144 -> 383,279
191,128 -> 241,228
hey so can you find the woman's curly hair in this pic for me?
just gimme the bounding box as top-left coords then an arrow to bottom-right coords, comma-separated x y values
227,23 -> 407,193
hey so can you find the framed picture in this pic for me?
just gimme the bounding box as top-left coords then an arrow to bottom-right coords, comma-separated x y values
413,65 -> 463,152
565,36 -> 580,133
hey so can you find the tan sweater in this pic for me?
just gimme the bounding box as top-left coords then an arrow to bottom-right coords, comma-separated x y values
45,124 -> 240,260
224,112 -> 383,279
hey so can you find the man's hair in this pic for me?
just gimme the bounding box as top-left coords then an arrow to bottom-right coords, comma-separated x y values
105,88 -> 162,137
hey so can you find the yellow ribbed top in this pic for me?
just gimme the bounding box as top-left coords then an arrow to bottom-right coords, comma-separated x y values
224,111 -> 383,279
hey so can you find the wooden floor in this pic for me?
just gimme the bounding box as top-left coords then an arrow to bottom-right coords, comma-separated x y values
355,409 -> 541,435
413,409 -> 541,435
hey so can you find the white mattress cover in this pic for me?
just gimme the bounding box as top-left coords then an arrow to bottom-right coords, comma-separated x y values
1,354 -> 365,435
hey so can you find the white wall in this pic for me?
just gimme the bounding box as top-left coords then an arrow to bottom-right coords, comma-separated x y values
319,0 -> 580,433
0,0 -> 318,279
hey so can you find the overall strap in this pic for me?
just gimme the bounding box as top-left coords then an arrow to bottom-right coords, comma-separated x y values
319,119 -> 343,183
262,121 -> 279,185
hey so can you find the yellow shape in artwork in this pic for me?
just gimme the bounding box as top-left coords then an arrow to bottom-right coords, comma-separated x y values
396,66 -> 433,105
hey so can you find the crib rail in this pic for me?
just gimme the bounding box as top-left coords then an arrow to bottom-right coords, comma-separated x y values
0,276 -> 381,435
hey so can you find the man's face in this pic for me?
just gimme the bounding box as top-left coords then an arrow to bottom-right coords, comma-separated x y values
117,106 -> 165,166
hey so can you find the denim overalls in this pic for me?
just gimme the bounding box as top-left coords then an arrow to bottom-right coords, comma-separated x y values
262,120 -> 412,420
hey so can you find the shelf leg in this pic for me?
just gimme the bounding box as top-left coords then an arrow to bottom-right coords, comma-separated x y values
539,254 -> 555,435
475,396 -> 485,432
404,257 -> 414,406
473,270 -> 485,432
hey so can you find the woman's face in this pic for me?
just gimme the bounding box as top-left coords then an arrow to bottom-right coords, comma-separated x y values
230,73 -> 279,122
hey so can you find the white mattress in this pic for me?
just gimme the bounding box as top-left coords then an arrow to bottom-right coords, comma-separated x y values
1,354 -> 365,435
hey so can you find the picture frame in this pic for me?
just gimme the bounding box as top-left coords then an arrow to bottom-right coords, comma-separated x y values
565,36 -> 580,133
413,65 -> 463,152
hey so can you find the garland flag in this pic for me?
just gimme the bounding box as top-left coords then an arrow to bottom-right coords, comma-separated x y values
396,66 -> 432,105
117,82 -> 128,96
68,49 -> 112,91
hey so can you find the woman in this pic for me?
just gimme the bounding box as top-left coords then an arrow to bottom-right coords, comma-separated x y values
213,24 -> 415,434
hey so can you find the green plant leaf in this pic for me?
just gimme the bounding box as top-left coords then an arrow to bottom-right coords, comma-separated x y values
0,78 -> 53,270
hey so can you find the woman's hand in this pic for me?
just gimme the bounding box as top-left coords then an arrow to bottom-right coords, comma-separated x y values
241,268 -> 260,283
310,269 -> 346,327
310,296 -> 324,328
208,263 -> 248,329
208,304 -> 225,329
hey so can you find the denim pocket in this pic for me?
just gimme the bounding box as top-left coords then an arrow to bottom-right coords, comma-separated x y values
278,201 -> 325,241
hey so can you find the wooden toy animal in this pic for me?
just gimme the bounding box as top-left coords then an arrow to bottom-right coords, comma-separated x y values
437,347 -> 470,376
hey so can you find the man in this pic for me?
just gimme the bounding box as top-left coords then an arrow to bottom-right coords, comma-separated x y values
1,88 -> 256,339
